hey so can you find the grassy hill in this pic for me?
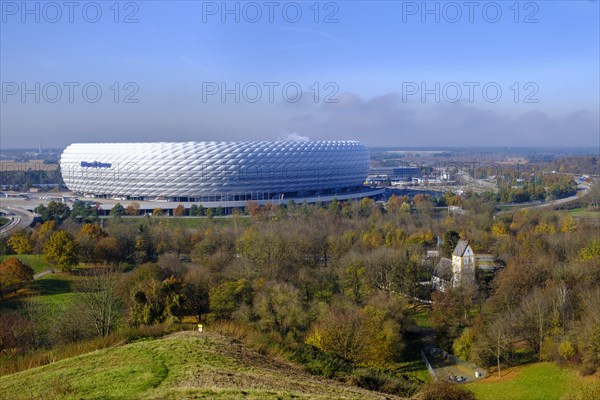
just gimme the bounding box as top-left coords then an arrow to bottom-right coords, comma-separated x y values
0,331 -> 402,400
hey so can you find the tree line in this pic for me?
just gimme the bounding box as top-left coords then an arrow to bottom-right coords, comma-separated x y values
1,193 -> 599,398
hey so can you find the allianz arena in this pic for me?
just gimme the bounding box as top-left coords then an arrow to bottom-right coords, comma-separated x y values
60,141 -> 375,203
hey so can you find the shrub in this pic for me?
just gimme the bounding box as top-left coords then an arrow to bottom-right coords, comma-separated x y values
351,368 -> 420,397
414,381 -> 476,400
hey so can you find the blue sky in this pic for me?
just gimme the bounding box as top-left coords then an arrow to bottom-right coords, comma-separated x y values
1,0 -> 598,148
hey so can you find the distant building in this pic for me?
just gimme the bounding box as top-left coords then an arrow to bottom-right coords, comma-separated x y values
432,240 -> 502,292
426,250 -> 440,258
448,206 -> 465,215
451,240 -> 476,288
367,166 -> 420,185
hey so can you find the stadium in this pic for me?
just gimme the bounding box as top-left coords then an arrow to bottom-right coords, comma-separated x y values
60,141 -> 382,207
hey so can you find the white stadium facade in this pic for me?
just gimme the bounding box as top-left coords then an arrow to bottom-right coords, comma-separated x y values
60,141 -> 383,209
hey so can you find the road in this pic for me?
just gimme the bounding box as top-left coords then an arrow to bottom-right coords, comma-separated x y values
497,184 -> 590,214
0,205 -> 36,237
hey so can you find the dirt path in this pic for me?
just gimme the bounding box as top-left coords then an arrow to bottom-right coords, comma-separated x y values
33,269 -> 53,280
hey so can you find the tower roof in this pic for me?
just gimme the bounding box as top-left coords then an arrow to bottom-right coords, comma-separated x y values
433,258 -> 453,280
453,240 -> 470,256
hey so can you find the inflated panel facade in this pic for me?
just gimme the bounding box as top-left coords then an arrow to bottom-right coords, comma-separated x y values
60,141 -> 370,199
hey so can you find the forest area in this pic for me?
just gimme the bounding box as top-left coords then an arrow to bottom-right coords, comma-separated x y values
1,192 -> 599,399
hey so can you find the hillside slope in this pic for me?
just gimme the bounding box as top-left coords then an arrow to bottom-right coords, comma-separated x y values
0,331 -> 402,400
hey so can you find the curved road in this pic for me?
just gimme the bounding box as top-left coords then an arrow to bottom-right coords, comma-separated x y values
0,205 -> 36,237
497,184 -> 590,214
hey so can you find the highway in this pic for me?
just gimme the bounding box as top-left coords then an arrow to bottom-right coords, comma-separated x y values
0,204 -> 36,237
497,184 -> 591,214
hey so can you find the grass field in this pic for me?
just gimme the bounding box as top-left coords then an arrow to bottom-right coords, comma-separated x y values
0,217 -> 9,227
467,362 -> 598,400
0,254 -> 52,274
0,272 -> 81,319
410,310 -> 434,329
563,207 -> 600,219
0,332 -> 399,400
103,216 -> 251,229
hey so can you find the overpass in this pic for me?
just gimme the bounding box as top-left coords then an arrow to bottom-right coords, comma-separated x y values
0,204 -> 37,237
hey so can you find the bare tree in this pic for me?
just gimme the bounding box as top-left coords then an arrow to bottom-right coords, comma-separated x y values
518,287 -> 551,360
76,267 -> 123,337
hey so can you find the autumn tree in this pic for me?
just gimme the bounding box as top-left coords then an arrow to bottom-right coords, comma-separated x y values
580,238 -> 600,261
32,220 -> 57,253
172,228 -> 192,256
126,263 -> 186,325
7,233 -> 33,254
327,198 -> 340,218
386,194 -> 405,214
125,202 -> 141,216
106,222 -> 138,264
245,201 -> 261,217
209,278 -> 253,319
306,300 -> 369,363
183,266 -> 210,322
576,288 -> 600,374
94,237 -> 121,265
152,208 -> 164,217
305,295 -> 403,366
43,230 -> 79,272
0,257 -> 34,298
78,223 -> 107,263
358,197 -> 375,218
253,281 -> 307,340
80,223 -> 106,239
0,310 -> 36,353
173,204 -> 187,217
413,194 -> 434,216
339,252 -> 369,304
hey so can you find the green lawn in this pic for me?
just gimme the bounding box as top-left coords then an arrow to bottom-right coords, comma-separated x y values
411,311 -> 434,329
0,217 -> 9,227
564,207 -> 600,219
467,362 -> 592,400
0,332 -> 393,400
0,273 -> 81,319
0,254 -> 52,274
104,216 -> 251,229
152,217 -> 242,229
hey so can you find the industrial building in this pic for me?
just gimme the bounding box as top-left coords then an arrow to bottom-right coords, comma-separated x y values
366,166 -> 421,185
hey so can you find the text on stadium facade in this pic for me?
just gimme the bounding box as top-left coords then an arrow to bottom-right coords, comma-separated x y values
80,161 -> 112,168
